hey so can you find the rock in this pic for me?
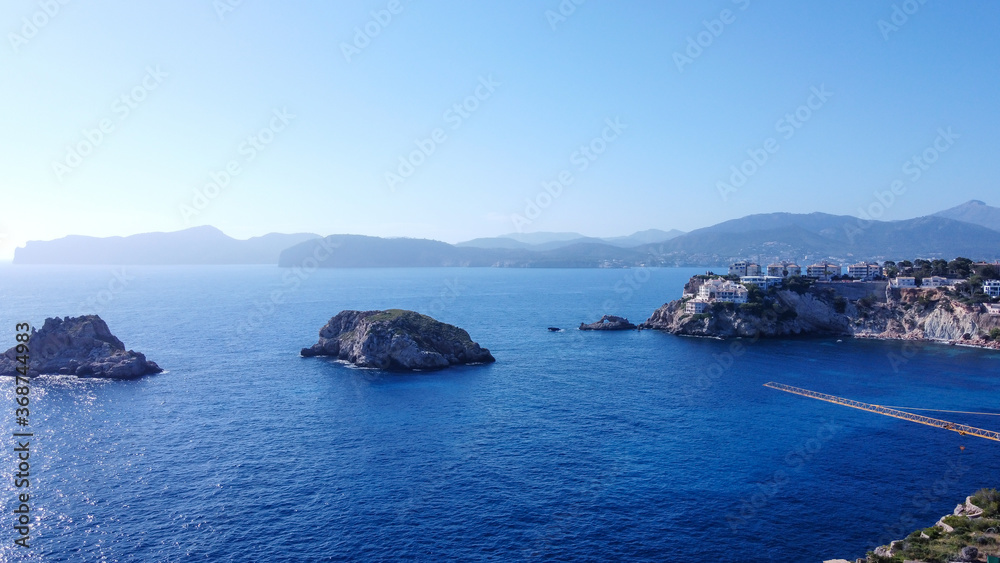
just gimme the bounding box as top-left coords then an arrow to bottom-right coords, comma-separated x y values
960,546 -> 978,561
0,315 -> 162,379
300,309 -> 495,370
579,315 -> 637,331
547,327 -> 562,332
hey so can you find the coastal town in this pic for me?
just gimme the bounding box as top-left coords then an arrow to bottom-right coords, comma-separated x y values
684,258 -> 1000,315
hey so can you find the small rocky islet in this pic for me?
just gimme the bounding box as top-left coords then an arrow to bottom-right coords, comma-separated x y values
0,315 -> 162,379
578,315 -> 637,331
301,309 -> 495,370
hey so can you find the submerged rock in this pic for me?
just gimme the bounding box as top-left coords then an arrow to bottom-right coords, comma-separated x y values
0,315 -> 162,378
300,309 -> 495,370
579,315 -> 637,331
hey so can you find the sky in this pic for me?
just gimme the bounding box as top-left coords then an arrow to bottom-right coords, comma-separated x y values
1,0 -> 998,258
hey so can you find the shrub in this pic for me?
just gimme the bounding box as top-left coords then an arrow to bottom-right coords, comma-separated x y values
785,276 -> 813,295
774,304 -> 798,322
740,302 -> 765,316
971,488 -> 1000,517
942,515 -> 972,532
922,526 -> 943,540
833,296 -> 847,314
989,328 -> 1000,342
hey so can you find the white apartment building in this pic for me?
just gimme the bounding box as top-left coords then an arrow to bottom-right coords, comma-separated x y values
729,261 -> 749,277
893,277 -> 917,288
740,275 -> 784,290
922,276 -> 952,288
807,262 -> 841,280
847,262 -> 883,281
766,263 -> 802,278
685,299 -> 710,314
697,278 -> 749,304
729,261 -> 762,277
984,279 -> 1000,298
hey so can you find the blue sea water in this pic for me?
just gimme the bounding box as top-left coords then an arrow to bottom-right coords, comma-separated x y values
0,265 -> 997,561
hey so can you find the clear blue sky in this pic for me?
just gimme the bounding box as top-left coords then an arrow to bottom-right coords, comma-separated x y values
1,0 -> 998,258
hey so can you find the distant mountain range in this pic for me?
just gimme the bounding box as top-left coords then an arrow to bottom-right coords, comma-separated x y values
13,226 -> 319,265
654,211 -> 1000,264
13,201 -> 1000,267
454,229 -> 685,251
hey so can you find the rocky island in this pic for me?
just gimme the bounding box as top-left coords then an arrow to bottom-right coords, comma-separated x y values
0,315 -> 162,378
640,273 -> 1000,350
579,315 -> 637,331
300,309 -> 495,370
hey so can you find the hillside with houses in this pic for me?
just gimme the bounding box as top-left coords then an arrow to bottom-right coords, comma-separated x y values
641,257 -> 1000,348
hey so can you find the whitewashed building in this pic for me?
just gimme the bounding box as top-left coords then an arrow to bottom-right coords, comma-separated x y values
893,277 -> 917,288
922,276 -> 952,288
767,263 -> 801,278
984,279 -> 1000,297
740,275 -> 784,290
729,261 -> 762,277
807,262 -> 841,280
847,262 -> 883,280
697,279 -> 749,304
685,299 -> 710,314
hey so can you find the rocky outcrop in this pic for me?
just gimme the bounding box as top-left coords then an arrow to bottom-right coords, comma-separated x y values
300,309 -> 495,370
640,277 -> 1000,349
0,315 -> 162,378
579,315 -> 637,331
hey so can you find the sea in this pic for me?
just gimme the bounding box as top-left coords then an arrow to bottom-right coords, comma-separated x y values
0,265 -> 997,561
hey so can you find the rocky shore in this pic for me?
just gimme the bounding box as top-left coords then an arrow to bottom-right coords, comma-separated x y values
640,277 -> 1000,350
301,309 -> 495,370
0,315 -> 162,378
841,488 -> 999,562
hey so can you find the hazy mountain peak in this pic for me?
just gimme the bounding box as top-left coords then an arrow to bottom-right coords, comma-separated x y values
933,199 -> 1000,232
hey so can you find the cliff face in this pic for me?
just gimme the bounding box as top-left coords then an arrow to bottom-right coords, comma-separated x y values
852,287 -> 998,346
301,309 -> 495,370
640,279 -> 1000,349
